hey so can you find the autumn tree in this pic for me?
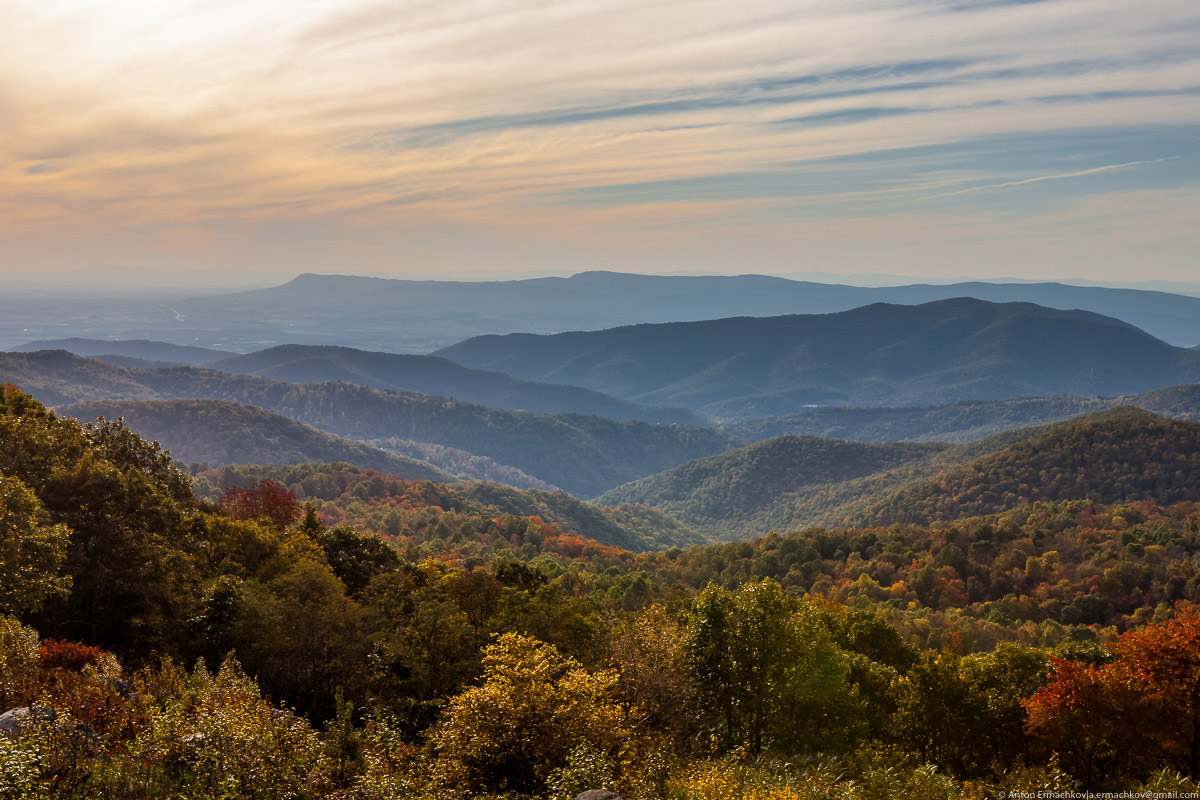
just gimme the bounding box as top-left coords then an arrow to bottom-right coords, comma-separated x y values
1112,603 -> 1200,780
432,632 -> 626,796
1025,605 -> 1200,786
219,479 -> 302,529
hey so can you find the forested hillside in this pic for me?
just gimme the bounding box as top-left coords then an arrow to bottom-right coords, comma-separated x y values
57,398 -> 453,481
1,386 -> 1197,798
598,436 -> 946,537
604,409 -> 1200,538
209,344 -> 706,425
854,407 -> 1200,526
196,462 -> 703,552
438,298 -> 1200,417
0,351 -> 740,496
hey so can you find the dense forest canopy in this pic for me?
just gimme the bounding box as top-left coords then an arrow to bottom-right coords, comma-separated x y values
2,385 -> 1199,798
602,408 -> 1200,539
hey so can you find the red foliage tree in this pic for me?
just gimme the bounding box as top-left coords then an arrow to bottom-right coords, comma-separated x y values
1026,602 -> 1200,786
218,479 -> 302,529
1113,603 -> 1200,780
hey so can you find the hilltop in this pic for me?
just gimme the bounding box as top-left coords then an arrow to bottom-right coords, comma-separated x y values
854,407 -> 1200,527
11,337 -> 229,365
439,298 -> 1200,417
209,344 -> 705,425
601,408 -> 1200,538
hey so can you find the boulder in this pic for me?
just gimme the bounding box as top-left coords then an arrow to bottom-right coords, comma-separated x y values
0,706 -> 57,739
572,792 -> 628,800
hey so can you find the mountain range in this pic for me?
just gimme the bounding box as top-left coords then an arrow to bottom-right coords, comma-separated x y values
9,340 -> 703,425
205,344 -> 705,425
197,271 -> 1200,350
0,350 -> 737,497
9,271 -> 1200,353
439,298 -> 1200,418
58,398 -> 453,481
11,337 -> 229,365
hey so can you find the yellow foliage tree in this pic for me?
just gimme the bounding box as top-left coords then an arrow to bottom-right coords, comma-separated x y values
432,632 -> 627,797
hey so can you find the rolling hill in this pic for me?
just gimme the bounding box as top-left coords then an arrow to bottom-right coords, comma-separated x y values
57,398 -> 452,481
0,351 -> 739,497
200,462 -> 703,551
852,407 -> 1200,527
438,298 -> 1200,418
600,409 -> 1200,538
596,436 -> 947,537
208,344 -> 705,425
11,337 -> 230,365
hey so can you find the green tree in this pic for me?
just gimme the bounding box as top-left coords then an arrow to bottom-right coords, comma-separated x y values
0,474 -> 70,616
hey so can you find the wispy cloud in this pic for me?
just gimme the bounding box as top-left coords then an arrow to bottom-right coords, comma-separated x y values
917,156 -> 1185,200
1,0 -> 1199,281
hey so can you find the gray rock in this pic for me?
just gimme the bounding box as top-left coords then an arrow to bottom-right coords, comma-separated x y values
0,706 -> 57,739
572,792 -> 628,800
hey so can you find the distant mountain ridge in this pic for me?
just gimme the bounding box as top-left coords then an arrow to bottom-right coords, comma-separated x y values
11,338 -> 230,365
201,271 -> 1200,349
0,350 -> 739,497
207,344 -> 705,425
438,298 -> 1200,418
10,271 -> 1200,354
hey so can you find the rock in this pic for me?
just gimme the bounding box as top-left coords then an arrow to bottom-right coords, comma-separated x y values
572,792 -> 628,800
0,706 -> 57,739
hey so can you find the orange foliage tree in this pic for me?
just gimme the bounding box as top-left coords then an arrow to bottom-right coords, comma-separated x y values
1026,602 -> 1200,786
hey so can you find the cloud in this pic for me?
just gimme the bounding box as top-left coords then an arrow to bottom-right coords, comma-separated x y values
917,156 -> 1185,200
1,0 -> 1198,281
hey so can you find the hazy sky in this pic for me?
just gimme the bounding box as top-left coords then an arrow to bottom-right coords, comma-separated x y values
3,0 -> 1199,287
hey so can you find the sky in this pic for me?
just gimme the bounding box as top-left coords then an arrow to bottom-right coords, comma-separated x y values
2,0 -> 1199,288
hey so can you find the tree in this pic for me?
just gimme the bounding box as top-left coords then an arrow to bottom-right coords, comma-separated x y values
219,479 -> 303,529
1024,656 -> 1154,788
1023,606 -> 1200,786
1112,603 -> 1200,780
0,474 -> 70,616
685,580 -> 852,756
432,632 -> 626,796
607,604 -> 693,741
